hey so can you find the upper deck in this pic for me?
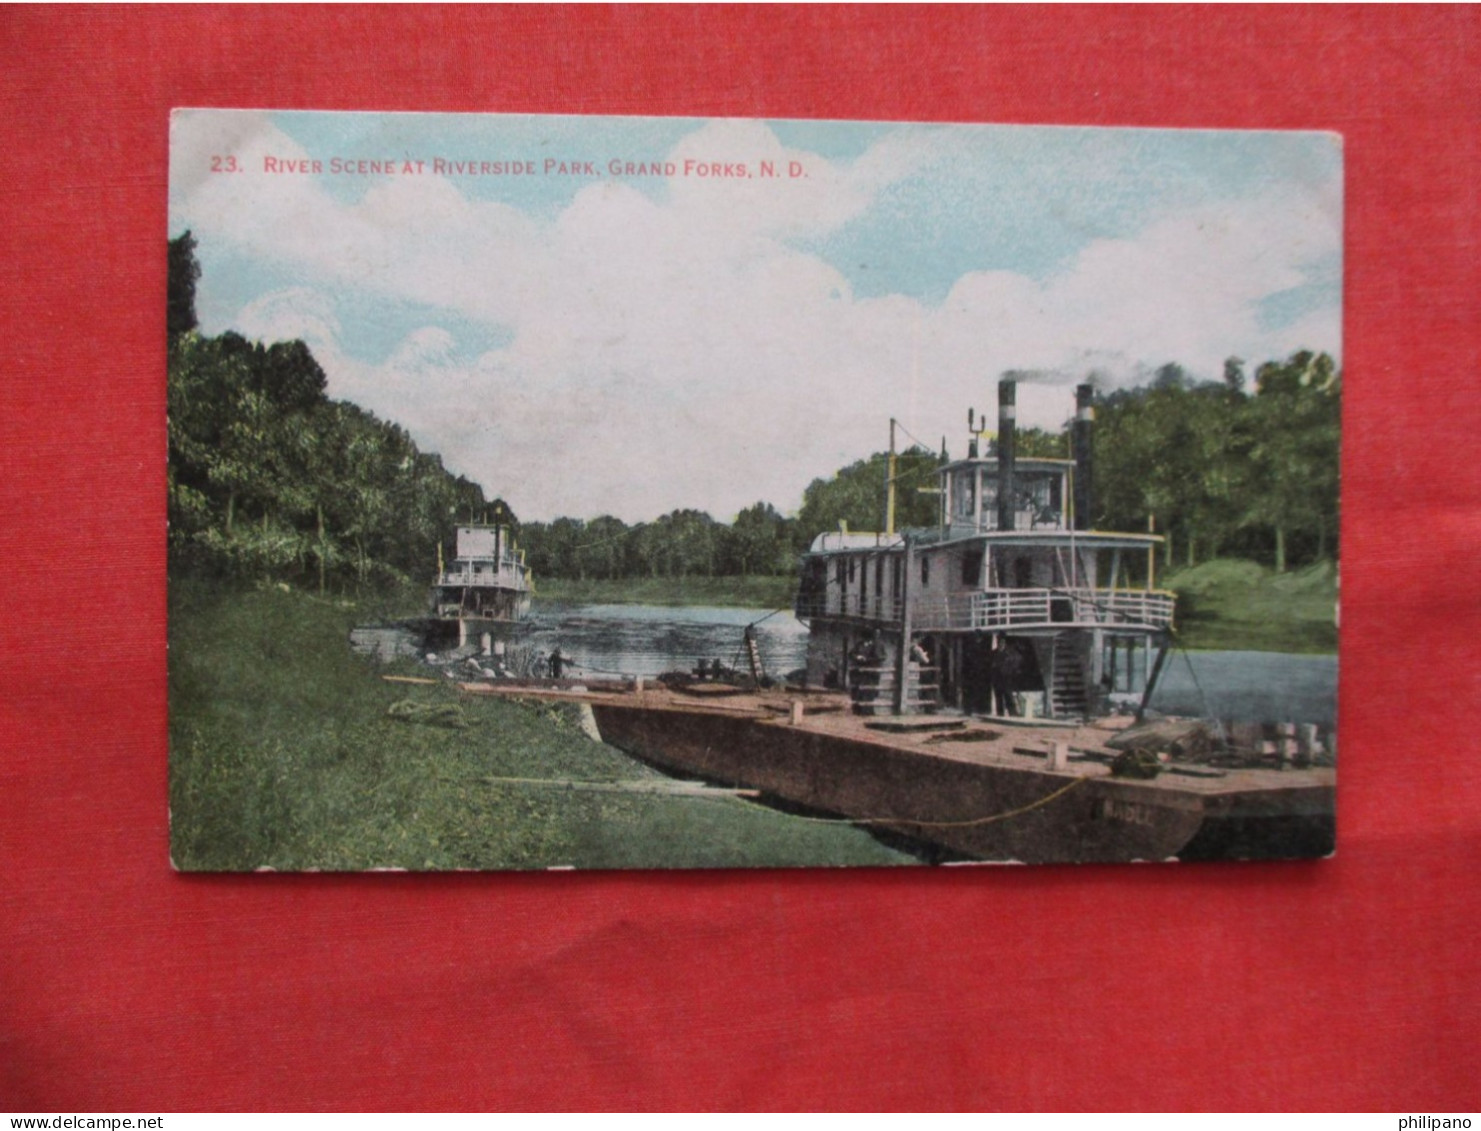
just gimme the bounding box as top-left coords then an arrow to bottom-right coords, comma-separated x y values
795,377 -> 1172,635
436,524 -> 530,593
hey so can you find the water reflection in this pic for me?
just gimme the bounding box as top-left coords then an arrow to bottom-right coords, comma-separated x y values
351,602 -> 809,680
523,602 -> 808,679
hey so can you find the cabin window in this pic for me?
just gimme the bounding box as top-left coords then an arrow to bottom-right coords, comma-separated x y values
848,558 -> 856,584
835,559 -> 846,587
954,473 -> 975,520
962,551 -> 983,586
920,556 -> 931,586
875,557 -> 884,594
980,480 -> 998,525
1022,473 -> 1062,527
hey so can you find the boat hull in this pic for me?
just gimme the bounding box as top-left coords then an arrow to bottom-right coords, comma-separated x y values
588,701 -> 1333,864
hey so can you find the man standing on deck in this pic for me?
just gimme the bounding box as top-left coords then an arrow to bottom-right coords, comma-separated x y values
990,635 -> 1023,716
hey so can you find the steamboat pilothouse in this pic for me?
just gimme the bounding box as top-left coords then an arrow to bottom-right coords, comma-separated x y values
795,378 -> 1175,720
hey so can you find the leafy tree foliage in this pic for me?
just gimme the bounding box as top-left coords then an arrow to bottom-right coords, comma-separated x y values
795,447 -> 942,543
173,234 -> 1337,589
1095,353 -> 1340,572
724,502 -> 796,575
522,358 -> 1339,582
168,327 -> 499,590
168,231 -> 201,338
167,240 -> 498,590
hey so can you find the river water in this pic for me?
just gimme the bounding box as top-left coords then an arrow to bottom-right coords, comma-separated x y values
352,601 -> 1336,726
349,602 -> 810,679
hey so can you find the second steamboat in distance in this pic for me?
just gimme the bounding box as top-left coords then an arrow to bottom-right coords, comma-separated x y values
428,521 -> 532,650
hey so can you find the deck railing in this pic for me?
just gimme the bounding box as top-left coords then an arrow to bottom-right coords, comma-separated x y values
436,565 -> 528,590
796,587 -> 1174,631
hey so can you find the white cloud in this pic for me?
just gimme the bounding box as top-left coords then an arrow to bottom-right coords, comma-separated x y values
172,113 -> 1341,524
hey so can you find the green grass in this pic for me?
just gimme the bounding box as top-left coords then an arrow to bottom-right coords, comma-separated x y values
168,575 -> 911,871
1163,558 -> 1338,654
531,574 -> 797,610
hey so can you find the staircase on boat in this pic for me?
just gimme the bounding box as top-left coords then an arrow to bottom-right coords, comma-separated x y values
849,663 -> 942,716
1049,634 -> 1088,720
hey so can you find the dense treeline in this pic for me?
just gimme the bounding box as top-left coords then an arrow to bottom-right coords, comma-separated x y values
522,504 -> 797,582
521,361 -> 1339,580
170,232 -> 1339,593
521,446 -> 951,579
167,233 -> 500,590
1094,358 -> 1340,572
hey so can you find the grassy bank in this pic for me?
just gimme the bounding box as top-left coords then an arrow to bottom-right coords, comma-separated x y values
1164,559 -> 1337,654
532,574 -> 797,610
168,576 -> 911,871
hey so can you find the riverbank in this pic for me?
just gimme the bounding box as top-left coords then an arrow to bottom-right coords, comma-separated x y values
1164,559 -> 1337,654
168,575 -> 913,871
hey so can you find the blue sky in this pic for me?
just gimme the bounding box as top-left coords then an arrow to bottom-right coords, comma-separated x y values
170,110 -> 1342,523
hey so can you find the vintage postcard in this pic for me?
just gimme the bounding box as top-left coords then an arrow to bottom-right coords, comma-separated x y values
168,110 -> 1340,870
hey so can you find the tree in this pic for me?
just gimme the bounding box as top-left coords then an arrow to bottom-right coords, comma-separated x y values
168,231 -> 201,338
1094,376 -> 1247,570
722,502 -> 794,575
796,446 -> 940,546
576,516 -> 631,580
1241,351 -> 1341,571
166,235 -> 498,590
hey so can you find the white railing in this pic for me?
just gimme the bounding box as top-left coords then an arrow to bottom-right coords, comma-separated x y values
795,587 -> 1174,630
972,589 -> 1053,627
437,565 -> 527,590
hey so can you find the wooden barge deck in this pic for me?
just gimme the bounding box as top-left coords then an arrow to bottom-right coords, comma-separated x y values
457,681 -> 1335,864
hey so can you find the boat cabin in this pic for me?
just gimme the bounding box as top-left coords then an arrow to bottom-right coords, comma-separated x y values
796,379 -> 1174,720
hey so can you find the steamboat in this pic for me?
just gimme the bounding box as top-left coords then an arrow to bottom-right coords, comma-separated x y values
428,522 -> 532,649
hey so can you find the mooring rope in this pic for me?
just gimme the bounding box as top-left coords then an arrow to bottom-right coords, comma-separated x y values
781,775 -> 1090,829
453,768 -> 1088,828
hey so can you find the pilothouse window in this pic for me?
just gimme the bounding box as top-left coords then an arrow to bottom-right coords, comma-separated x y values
954,472 -> 975,520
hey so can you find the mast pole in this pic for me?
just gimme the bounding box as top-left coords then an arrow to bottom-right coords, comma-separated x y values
1148,514 -> 1157,589
886,417 -> 898,536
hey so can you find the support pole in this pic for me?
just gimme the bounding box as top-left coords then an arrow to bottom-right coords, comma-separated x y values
895,536 -> 915,714
1136,632 -> 1172,722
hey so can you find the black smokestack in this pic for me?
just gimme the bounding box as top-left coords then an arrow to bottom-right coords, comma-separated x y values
1073,383 -> 1094,530
997,378 -> 1016,532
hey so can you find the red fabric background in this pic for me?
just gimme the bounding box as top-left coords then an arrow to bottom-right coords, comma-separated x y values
1,5 -> 1477,1112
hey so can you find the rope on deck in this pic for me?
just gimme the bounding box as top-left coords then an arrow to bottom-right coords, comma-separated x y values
454,774 -> 759,799
770,776 -> 1090,830
447,768 -> 1087,829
